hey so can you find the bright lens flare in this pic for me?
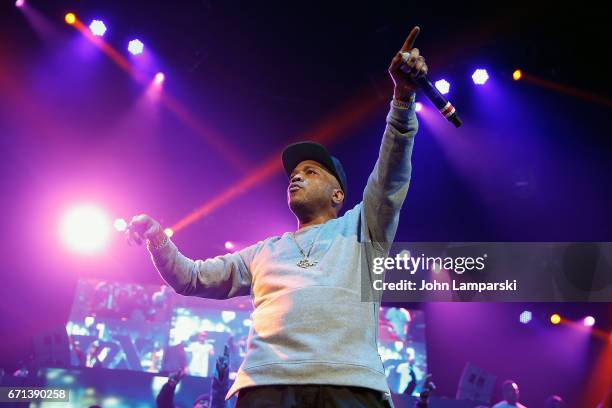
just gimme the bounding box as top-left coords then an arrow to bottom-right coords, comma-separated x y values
550,313 -> 561,325
513,69 -> 522,81
60,205 -> 111,255
584,316 -> 595,327
164,228 -> 174,238
154,72 -> 165,85
65,12 -> 76,25
113,218 -> 127,232
415,102 -> 423,112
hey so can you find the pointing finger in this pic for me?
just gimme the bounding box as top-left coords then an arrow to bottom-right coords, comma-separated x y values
400,26 -> 420,52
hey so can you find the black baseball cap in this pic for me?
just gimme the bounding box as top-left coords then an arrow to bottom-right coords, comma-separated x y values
282,141 -> 347,195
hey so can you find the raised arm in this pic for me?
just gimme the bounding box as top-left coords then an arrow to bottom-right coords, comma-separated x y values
155,369 -> 185,408
363,26 -> 426,245
211,345 -> 231,408
126,214 -> 254,299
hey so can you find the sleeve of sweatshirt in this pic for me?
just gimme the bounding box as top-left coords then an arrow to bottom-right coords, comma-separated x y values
148,240 -> 261,299
362,99 -> 418,246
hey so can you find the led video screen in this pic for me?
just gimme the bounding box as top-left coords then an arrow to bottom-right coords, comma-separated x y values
66,279 -> 427,394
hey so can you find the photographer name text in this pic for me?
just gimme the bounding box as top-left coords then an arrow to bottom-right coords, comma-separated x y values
373,279 -> 518,292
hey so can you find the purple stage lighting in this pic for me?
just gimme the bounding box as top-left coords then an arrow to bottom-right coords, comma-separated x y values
584,316 -> 595,327
128,39 -> 144,55
225,241 -> 235,250
472,69 -> 489,85
434,79 -> 450,95
15,0 -> 25,7
519,310 -> 532,324
89,20 -> 107,37
415,102 -> 423,112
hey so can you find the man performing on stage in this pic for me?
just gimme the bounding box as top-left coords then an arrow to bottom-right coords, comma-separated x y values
127,25 -> 427,408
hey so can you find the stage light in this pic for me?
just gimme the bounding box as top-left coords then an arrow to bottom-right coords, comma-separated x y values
513,69 -> 522,81
221,311 -> 236,323
113,218 -> 127,232
584,316 -> 595,327
550,313 -> 561,325
89,20 -> 107,37
472,69 -> 489,85
127,39 -> 144,56
434,79 -> 450,95
519,310 -> 532,324
163,228 -> 174,238
225,241 -> 235,250
59,204 -> 111,255
15,0 -> 25,7
415,102 -> 423,112
64,12 -> 76,25
154,72 -> 165,85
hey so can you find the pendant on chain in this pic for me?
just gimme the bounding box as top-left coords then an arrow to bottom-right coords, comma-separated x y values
297,258 -> 318,268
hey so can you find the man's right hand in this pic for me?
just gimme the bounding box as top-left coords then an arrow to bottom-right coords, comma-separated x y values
167,367 -> 187,386
126,214 -> 163,246
214,345 -> 230,382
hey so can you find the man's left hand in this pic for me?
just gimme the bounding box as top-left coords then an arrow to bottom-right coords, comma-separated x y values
388,26 -> 428,101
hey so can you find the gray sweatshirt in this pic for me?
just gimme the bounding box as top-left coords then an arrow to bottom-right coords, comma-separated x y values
149,100 -> 417,401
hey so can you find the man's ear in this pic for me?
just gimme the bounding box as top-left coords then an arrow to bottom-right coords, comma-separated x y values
331,188 -> 344,207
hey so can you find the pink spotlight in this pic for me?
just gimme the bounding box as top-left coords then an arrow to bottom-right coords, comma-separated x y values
224,241 -> 235,250
415,102 -> 423,112
15,0 -> 25,7
584,316 -> 595,327
59,204 -> 111,255
154,72 -> 165,85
